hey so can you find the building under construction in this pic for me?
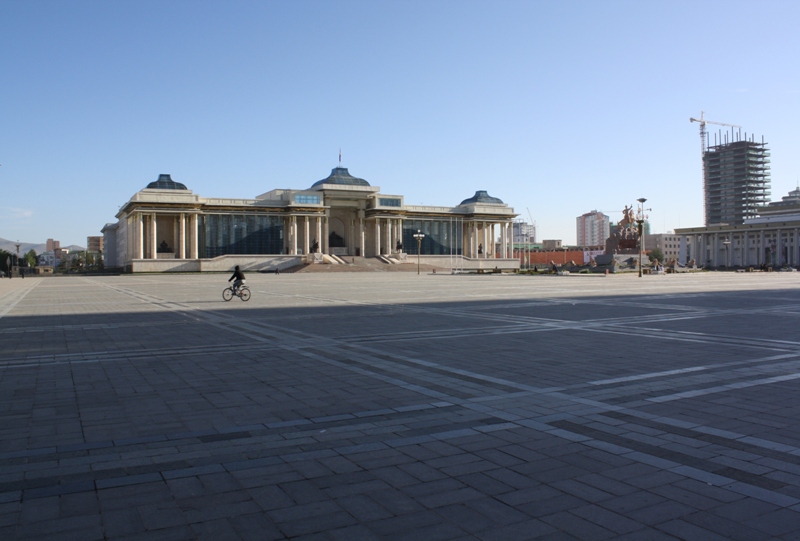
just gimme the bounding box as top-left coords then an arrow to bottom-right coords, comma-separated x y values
703,133 -> 771,226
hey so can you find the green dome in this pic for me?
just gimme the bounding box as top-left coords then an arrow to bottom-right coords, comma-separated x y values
311,167 -> 370,188
460,190 -> 503,205
147,174 -> 187,190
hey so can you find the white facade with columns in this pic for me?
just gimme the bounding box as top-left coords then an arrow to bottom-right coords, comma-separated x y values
104,170 -> 518,272
675,188 -> 800,268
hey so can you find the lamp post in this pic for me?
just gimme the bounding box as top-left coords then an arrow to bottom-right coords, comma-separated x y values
14,242 -> 20,278
413,230 -> 425,275
723,239 -> 730,269
636,198 -> 647,278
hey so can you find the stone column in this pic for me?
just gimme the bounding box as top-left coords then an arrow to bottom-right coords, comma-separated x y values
698,234 -> 705,266
397,219 -> 403,252
375,220 -> 381,256
777,229 -> 783,266
191,214 -> 198,259
179,213 -> 186,259
348,219 -> 354,256
385,219 -> 392,255
316,217 -> 323,253
290,216 -> 297,255
501,223 -> 507,258
759,231 -> 765,266
304,216 -> 310,255
323,215 -> 329,254
795,228 -> 800,266
150,213 -> 157,259
359,218 -> 365,257
136,213 -> 144,259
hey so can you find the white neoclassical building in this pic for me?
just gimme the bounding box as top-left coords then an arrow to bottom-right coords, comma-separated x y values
676,187 -> 800,268
102,168 -> 519,273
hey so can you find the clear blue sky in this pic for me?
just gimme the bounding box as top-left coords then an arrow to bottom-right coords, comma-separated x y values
2,0 -> 799,247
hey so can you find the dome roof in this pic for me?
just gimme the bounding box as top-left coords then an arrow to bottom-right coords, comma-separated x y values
459,190 -> 504,205
146,174 -> 188,190
311,167 -> 370,188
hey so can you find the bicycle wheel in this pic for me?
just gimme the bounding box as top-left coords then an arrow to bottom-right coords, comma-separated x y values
222,288 -> 233,301
239,287 -> 251,301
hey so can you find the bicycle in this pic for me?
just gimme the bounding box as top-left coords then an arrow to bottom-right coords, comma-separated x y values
222,284 -> 251,301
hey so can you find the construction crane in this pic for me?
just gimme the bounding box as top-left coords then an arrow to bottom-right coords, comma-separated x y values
690,112 -> 741,224
689,111 -> 740,156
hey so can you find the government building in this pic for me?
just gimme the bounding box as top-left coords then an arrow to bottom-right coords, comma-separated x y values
102,168 -> 519,273
677,187 -> 800,268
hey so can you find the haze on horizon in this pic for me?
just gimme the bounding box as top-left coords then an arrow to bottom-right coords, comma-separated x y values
1,0 -> 799,247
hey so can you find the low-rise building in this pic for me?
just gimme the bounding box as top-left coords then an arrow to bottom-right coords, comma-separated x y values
676,187 -> 800,267
644,233 -> 683,262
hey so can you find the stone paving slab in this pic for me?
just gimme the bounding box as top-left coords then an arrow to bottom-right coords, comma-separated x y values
1,272 -> 800,539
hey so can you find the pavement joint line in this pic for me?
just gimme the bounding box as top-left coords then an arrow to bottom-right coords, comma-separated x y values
588,352 -> 800,385
0,278 -> 40,319
646,372 -> 800,403
0,399 -> 457,462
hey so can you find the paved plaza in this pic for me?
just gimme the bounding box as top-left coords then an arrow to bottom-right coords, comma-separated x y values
2,271 -> 800,540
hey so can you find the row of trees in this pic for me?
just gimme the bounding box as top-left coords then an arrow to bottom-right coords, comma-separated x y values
0,248 -> 36,274
0,249 -> 104,274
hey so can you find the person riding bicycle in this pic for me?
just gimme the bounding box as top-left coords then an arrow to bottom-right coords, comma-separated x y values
228,265 -> 246,294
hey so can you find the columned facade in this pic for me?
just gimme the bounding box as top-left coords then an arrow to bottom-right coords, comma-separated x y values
106,172 -> 517,272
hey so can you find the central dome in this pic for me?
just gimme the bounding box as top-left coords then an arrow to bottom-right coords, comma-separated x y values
311,167 -> 370,188
459,190 -> 504,205
146,174 -> 187,190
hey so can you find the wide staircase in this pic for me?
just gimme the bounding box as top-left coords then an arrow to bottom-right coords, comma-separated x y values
285,256 -> 444,273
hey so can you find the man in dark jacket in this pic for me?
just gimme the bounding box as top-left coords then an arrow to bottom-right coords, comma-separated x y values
228,265 -> 245,294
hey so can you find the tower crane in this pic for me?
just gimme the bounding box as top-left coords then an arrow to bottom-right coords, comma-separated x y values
690,112 -> 741,224
689,111 -> 740,156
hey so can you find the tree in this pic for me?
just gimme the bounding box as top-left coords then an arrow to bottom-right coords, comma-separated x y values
25,249 -> 37,268
0,249 -> 10,275
648,247 -> 665,264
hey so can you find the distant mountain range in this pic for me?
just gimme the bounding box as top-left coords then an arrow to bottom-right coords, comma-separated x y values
0,238 -> 85,255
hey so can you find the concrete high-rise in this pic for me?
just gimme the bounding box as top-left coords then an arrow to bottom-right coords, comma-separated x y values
576,210 -> 609,247
513,222 -> 536,244
703,137 -> 770,226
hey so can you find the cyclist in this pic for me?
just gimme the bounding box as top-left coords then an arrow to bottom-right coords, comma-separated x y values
228,265 -> 246,295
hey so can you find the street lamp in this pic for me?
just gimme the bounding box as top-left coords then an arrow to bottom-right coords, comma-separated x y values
722,239 -> 731,269
413,230 -> 425,275
14,241 -> 20,278
636,198 -> 647,278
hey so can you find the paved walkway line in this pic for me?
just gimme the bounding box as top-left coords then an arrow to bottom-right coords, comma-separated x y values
0,278 -> 41,320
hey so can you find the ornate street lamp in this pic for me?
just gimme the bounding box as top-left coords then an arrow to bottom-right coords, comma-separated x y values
636,198 -> 647,278
723,239 -> 731,268
413,230 -> 425,275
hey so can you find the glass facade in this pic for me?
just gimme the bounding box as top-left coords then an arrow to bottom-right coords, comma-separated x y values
295,195 -> 320,204
199,214 -> 284,258
379,198 -> 401,207
403,219 -> 462,255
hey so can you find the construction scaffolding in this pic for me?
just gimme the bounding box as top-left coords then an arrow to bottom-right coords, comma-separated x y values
703,130 -> 771,226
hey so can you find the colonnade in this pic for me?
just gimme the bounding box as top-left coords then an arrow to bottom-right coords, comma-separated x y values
132,212 -> 198,260
463,221 -> 514,259
129,211 -> 516,261
285,215 -> 326,255
681,228 -> 800,267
